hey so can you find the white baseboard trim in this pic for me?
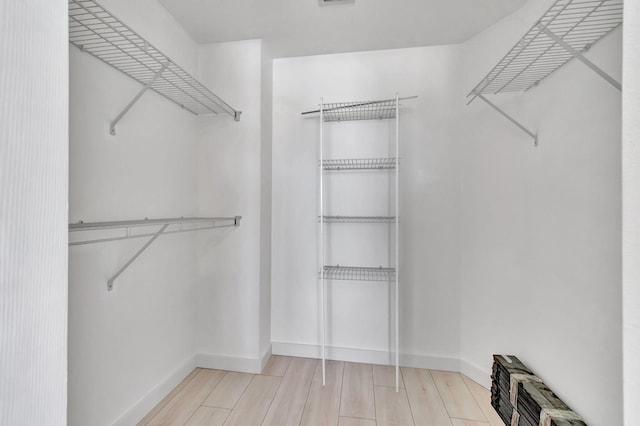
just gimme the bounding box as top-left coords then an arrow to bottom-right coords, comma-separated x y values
460,358 -> 492,389
400,352 -> 461,372
272,342 -> 393,364
111,346 -> 493,426
271,342 -> 461,373
113,355 -> 197,426
195,352 -> 263,374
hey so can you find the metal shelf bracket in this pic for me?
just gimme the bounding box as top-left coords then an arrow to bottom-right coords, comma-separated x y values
110,62 -> 169,135
107,224 -> 168,291
476,94 -> 538,146
540,27 -> 621,92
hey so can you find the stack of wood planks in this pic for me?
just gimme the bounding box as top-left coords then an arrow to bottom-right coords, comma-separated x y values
491,355 -> 587,426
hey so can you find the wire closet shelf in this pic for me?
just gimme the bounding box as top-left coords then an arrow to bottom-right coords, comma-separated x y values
68,0 -> 241,127
302,96 -> 416,122
69,216 -> 241,246
322,265 -> 396,282
469,0 -> 623,98
321,216 -> 396,223
322,158 -> 397,171
322,99 -> 397,122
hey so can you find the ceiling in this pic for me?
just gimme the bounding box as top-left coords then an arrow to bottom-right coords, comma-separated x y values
157,0 -> 527,58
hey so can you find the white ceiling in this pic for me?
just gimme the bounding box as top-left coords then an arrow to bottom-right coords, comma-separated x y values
157,0 -> 527,58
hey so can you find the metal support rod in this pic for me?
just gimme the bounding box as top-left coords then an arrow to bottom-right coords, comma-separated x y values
394,93 -> 400,393
107,224 -> 168,291
477,94 -> 538,146
541,27 -> 621,91
110,62 -> 169,135
319,98 -> 326,387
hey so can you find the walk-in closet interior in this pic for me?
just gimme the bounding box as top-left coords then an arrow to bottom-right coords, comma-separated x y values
1,0 -> 639,425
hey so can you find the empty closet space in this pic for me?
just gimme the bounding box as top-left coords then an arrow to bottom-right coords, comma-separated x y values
137,357 -> 503,426
63,0 -> 623,425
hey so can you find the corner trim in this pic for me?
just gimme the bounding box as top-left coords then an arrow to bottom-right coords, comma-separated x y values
260,344 -> 273,373
195,352 -> 262,374
460,357 -> 492,389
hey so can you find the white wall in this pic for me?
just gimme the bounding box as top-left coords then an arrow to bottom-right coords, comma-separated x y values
623,0 -> 640,424
195,39 -> 270,370
68,1 -> 201,424
460,1 -> 622,425
0,1 -> 68,425
271,46 -> 463,368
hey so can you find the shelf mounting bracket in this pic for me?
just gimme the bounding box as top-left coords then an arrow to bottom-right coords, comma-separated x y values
540,27 -> 621,91
110,62 -> 170,135
107,223 -> 169,291
476,94 -> 538,146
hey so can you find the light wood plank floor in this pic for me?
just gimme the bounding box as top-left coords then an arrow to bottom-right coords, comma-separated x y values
138,357 -> 502,426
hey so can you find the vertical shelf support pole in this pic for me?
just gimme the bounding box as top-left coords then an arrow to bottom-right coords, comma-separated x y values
110,62 -> 170,135
540,27 -> 621,91
319,99 -> 326,386
476,94 -> 538,146
107,223 -> 169,291
394,93 -> 400,393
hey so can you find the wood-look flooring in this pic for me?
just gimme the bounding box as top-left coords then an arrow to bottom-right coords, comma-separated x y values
138,356 -> 503,426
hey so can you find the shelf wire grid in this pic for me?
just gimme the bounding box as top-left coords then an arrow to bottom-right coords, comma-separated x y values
321,216 -> 396,223
68,0 -> 239,119
322,265 -> 396,282
321,99 -> 397,122
322,157 -> 397,171
470,0 -> 623,96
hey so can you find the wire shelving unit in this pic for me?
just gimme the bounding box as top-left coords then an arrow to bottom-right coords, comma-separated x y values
304,95 -> 414,392
68,0 -> 241,135
468,0 -> 623,145
69,216 -> 241,290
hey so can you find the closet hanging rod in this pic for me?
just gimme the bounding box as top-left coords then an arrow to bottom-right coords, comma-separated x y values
69,216 -> 240,234
68,0 -> 241,135
69,216 -> 241,290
